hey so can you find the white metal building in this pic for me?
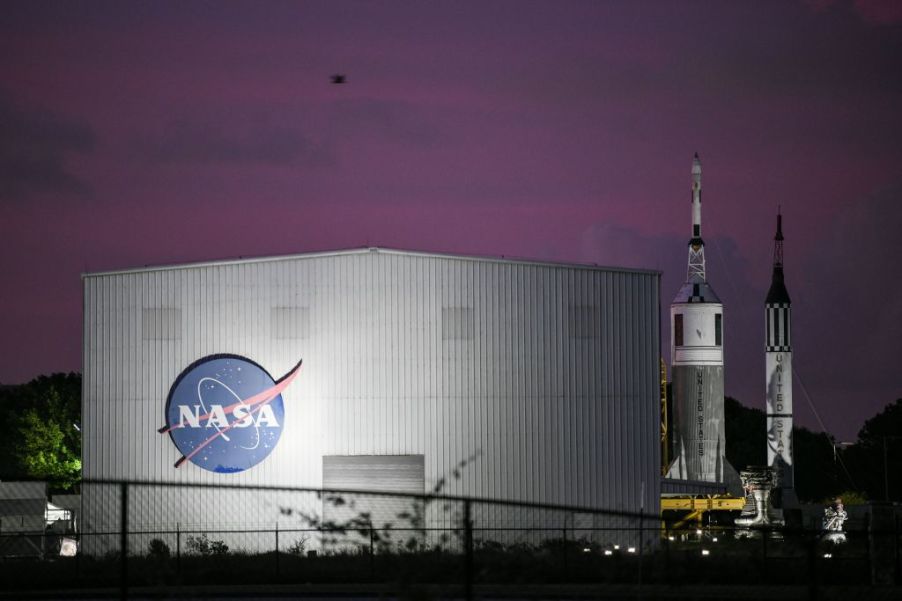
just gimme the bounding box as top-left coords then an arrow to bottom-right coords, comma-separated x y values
81,248 -> 661,551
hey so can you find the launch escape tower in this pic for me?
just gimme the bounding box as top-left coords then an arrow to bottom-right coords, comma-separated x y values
666,154 -> 739,490
765,212 -> 796,508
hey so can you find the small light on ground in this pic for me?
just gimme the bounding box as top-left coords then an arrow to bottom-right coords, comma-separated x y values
823,553 -> 832,559
667,536 -> 675,541
613,544 -> 620,550
696,529 -> 703,536
712,537 -> 718,542
701,549 -> 710,556
604,550 -> 613,556
627,547 -> 636,553
583,547 -> 591,553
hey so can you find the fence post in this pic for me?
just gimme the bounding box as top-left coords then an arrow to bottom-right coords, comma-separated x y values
120,482 -> 128,601
464,500 -> 473,601
864,510 -> 872,581
638,515 -> 644,590
869,503 -> 895,585
275,523 -> 280,577
562,527 -> 568,579
369,527 -> 376,581
806,534 -> 818,601
895,515 -> 900,584
176,523 -> 181,576
664,531 -> 671,585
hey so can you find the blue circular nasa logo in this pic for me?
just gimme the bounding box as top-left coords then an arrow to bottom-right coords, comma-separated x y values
159,355 -> 302,473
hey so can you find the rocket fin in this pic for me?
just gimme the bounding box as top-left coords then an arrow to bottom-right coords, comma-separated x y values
722,459 -> 743,497
665,440 -> 688,479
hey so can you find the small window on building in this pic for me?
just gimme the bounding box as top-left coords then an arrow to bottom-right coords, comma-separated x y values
272,307 -> 310,340
142,308 -> 182,340
569,305 -> 600,339
715,313 -> 722,346
674,314 -> 683,347
442,307 -> 474,340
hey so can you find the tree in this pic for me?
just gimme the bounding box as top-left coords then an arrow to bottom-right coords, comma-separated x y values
845,398 -> 902,502
724,396 -> 766,471
792,425 -> 849,502
723,395 -> 852,502
1,374 -> 81,489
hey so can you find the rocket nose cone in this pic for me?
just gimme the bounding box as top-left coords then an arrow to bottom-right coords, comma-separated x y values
692,153 -> 701,174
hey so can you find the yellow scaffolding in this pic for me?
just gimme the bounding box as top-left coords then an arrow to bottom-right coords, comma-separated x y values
660,495 -> 746,529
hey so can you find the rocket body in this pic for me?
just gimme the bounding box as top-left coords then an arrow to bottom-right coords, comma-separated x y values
666,154 -> 737,487
670,304 -> 726,481
765,214 -> 795,504
765,350 -> 792,478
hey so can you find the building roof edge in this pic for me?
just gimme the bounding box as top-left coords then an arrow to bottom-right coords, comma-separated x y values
82,246 -> 662,279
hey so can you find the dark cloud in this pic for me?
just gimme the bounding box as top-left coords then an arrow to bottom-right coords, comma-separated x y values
580,223 -> 762,368
140,117 -> 331,167
0,91 -> 94,201
327,98 -> 443,147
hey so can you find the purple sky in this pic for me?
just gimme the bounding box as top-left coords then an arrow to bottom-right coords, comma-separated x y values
1,0 -> 900,441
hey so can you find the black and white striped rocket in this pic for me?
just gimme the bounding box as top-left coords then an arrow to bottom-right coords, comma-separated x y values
666,154 -> 738,487
765,212 -> 795,506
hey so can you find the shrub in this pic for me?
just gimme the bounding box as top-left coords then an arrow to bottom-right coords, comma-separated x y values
147,538 -> 170,559
287,536 -> 309,556
185,533 -> 229,556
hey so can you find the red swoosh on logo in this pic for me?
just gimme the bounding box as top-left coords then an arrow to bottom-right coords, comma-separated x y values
158,359 -> 302,468
158,359 -> 302,435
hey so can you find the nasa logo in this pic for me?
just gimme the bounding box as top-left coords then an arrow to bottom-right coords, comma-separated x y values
158,355 -> 302,473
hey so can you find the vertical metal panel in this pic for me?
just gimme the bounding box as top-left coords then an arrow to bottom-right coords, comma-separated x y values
82,249 -> 660,547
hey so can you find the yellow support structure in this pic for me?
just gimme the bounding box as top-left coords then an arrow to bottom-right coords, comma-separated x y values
660,495 -> 746,530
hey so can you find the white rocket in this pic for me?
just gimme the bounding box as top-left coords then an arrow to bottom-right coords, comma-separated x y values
667,154 -> 738,488
765,212 -> 795,506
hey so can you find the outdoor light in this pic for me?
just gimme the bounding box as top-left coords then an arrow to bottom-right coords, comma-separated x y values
613,544 -> 620,550
823,553 -> 832,559
712,537 -> 718,542
701,549 -> 710,556
604,550 -> 613,556
668,536 -> 675,541
627,547 -> 636,554
696,529 -> 702,536
583,547 -> 591,553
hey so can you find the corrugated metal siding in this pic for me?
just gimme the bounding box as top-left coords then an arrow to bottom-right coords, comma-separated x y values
82,249 -> 660,544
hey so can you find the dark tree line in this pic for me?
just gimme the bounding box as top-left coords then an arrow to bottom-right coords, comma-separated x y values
724,396 -> 902,503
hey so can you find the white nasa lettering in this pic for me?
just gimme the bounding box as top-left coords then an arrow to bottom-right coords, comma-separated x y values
232,405 -> 254,428
179,405 -> 202,428
256,404 -> 280,427
178,403 -> 281,428
207,405 -> 229,429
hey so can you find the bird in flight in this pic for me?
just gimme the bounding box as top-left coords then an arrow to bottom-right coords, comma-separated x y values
331,74 -> 346,84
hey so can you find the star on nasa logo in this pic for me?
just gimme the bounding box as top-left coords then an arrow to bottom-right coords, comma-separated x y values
158,355 -> 303,473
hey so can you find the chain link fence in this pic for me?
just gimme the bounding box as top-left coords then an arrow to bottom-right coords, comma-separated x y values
0,479 -> 900,599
